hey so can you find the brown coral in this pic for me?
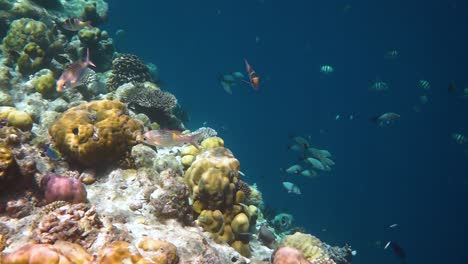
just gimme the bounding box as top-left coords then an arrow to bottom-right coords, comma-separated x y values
137,237 -> 179,264
280,232 -> 332,263
49,100 -> 143,167
2,241 -> 92,264
107,54 -> 152,91
33,203 -> 102,249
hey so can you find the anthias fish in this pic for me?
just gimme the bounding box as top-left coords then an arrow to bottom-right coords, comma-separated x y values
56,48 -> 96,92
141,130 -> 203,148
244,59 -> 260,90
62,18 -> 93,31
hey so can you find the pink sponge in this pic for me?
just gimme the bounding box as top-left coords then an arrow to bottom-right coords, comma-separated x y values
41,173 -> 87,204
273,246 -> 309,264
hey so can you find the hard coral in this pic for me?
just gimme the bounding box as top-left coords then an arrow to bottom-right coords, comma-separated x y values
107,54 -> 152,91
49,100 -> 143,167
78,28 -> 114,71
150,169 -> 194,225
33,203 -> 102,248
2,18 -> 52,70
280,232 -> 331,263
272,247 -> 309,264
17,42 -> 45,75
0,144 -> 16,181
96,241 -> 146,264
185,145 -> 254,257
137,237 -> 179,264
40,173 -> 87,204
2,241 -> 92,264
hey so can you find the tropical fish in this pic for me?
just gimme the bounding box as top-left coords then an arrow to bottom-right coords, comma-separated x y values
244,59 -> 260,90
418,79 -> 430,90
56,48 -> 96,92
419,95 -> 428,104
290,136 -> 310,148
288,144 -> 305,152
385,49 -> 399,59
218,72 -> 245,94
448,82 -> 457,93
320,65 -> 334,75
370,112 -> 400,126
305,157 -> 326,171
300,169 -> 317,178
285,164 -> 302,174
282,182 -> 301,195
62,18 -> 92,31
140,130 -> 203,148
389,241 -> 406,262
44,145 -> 61,161
452,133 -> 467,144
370,81 -> 389,92
389,223 -> 398,228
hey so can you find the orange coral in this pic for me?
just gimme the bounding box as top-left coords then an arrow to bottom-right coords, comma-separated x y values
2,242 -> 92,264
137,237 -> 179,264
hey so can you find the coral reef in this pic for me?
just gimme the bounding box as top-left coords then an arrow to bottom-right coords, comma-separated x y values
2,241 -> 92,264
272,213 -> 295,234
279,232 -> 334,263
0,107 -> 33,131
150,169 -> 194,225
49,100 -> 143,167
117,82 -> 184,130
107,54 -> 152,91
273,246 -> 309,264
78,28 -> 114,71
40,173 -> 87,204
33,203 -> 102,248
185,144 -> 256,257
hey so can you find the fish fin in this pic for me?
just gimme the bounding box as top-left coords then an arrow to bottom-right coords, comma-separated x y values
86,48 -> 96,67
84,21 -> 93,29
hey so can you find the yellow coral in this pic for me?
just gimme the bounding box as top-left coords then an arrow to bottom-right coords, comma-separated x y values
97,241 -> 148,264
231,240 -> 251,258
49,100 -> 143,167
201,136 -> 224,149
279,232 -> 328,262
33,70 -> 56,96
7,110 -> 33,131
231,212 -> 249,234
0,144 -> 15,180
2,242 -> 92,264
137,237 -> 179,264
198,209 -> 224,233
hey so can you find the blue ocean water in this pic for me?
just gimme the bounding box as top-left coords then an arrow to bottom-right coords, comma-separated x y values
106,1 -> 468,263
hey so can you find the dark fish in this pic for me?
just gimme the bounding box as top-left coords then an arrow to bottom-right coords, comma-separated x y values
390,241 -> 406,261
448,82 -> 456,93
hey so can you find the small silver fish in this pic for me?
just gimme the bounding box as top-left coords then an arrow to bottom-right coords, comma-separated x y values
282,181 -> 301,195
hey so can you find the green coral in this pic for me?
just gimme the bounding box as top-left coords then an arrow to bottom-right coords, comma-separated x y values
32,70 -> 55,96
17,42 -> 45,75
2,18 -> 52,63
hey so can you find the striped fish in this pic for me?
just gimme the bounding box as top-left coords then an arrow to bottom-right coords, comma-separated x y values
62,18 -> 92,31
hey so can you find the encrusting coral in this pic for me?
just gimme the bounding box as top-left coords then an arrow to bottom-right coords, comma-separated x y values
49,100 -> 143,167
40,173 -> 87,204
107,54 -> 153,91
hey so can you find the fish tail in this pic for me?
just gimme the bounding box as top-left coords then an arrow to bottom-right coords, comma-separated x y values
84,21 -> 93,28
369,116 -> 379,123
86,48 -> 96,67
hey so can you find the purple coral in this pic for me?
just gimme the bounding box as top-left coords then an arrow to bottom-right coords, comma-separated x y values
41,173 -> 87,204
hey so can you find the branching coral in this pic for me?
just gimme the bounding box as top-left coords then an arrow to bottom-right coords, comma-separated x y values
33,203 -> 102,249
107,54 -> 152,91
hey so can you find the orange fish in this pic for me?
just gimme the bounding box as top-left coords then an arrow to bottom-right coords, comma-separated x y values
140,130 -> 203,148
56,48 -> 96,92
244,59 -> 260,90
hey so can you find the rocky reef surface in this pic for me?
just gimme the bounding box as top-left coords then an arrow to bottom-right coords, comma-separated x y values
0,0 -> 352,263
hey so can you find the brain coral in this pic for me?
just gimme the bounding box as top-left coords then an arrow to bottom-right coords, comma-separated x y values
49,100 -> 143,167
280,232 -> 332,263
